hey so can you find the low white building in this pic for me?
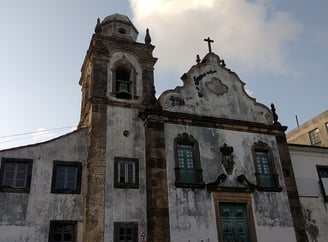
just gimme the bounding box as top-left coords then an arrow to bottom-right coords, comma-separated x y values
289,144 -> 328,242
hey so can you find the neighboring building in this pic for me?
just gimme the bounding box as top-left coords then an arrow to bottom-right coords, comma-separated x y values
289,144 -> 328,242
287,110 -> 328,147
0,14 -> 308,242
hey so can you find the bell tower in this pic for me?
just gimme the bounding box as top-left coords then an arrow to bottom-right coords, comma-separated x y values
79,14 -> 157,128
78,14 -> 157,242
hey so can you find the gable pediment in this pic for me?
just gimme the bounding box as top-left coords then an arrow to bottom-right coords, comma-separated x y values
158,53 -> 273,124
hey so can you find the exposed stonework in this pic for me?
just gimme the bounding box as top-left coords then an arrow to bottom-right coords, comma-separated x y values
144,121 -> 170,242
275,133 -> 309,242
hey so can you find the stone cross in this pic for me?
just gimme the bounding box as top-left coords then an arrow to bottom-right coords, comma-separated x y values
204,37 -> 214,53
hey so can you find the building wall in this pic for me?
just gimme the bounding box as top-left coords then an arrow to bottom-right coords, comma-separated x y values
0,129 -> 87,242
287,110 -> 328,147
165,123 -> 296,242
104,106 -> 147,241
289,144 -> 328,242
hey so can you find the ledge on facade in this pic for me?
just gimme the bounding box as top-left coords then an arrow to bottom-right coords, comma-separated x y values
139,109 -> 288,133
174,182 -> 206,189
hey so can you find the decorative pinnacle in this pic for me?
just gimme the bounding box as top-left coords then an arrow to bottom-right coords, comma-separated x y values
95,18 -> 102,34
196,55 -> 201,64
145,28 -> 151,44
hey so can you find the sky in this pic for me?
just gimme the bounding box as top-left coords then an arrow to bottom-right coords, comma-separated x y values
0,0 -> 327,150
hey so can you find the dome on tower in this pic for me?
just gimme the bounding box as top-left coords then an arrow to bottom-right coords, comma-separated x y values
99,14 -> 138,41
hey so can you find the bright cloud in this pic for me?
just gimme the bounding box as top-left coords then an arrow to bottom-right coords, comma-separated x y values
32,128 -> 57,142
130,0 -> 303,76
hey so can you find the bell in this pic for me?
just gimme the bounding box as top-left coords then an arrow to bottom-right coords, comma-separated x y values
116,79 -> 131,99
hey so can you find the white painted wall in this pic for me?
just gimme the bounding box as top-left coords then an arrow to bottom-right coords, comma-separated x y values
104,106 -> 147,242
0,129 -> 87,242
289,145 -> 328,242
165,123 -> 296,242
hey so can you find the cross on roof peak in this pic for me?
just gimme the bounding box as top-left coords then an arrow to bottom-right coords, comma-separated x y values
204,37 -> 214,53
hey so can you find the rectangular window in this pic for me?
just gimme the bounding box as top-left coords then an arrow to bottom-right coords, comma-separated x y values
317,165 -> 328,201
51,161 -> 82,194
252,141 -> 281,192
0,157 -> 33,193
309,128 -> 321,145
114,158 -> 139,189
255,151 -> 274,187
114,222 -> 138,242
177,144 -> 195,169
326,122 -> 328,133
48,220 -> 76,242
176,144 -> 197,184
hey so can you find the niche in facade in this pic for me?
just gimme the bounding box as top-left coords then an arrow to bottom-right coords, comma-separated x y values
112,59 -> 137,100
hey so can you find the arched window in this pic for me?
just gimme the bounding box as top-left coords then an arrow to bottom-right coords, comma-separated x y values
174,133 -> 204,188
252,141 -> 281,191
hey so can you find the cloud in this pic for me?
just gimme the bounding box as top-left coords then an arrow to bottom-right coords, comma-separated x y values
130,0 -> 303,77
32,128 -> 57,142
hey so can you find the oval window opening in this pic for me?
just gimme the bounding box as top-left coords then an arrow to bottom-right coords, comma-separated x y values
118,28 -> 127,34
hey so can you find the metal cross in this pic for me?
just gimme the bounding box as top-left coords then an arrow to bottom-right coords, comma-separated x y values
204,37 -> 214,53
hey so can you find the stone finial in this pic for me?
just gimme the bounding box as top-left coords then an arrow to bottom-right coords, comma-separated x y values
145,28 -> 151,44
95,18 -> 102,34
220,59 -> 226,67
271,103 -> 281,125
196,55 -> 201,64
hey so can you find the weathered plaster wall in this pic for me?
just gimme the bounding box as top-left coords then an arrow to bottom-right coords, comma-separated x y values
104,106 -> 147,241
289,145 -> 328,242
165,123 -> 296,242
0,129 -> 87,242
159,53 -> 272,124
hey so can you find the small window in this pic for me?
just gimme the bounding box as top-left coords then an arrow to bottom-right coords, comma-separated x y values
114,222 -> 138,242
51,161 -> 82,194
48,220 -> 76,242
118,28 -> 127,34
309,128 -> 321,146
317,165 -> 328,201
174,133 -> 204,188
325,122 -> 328,133
0,157 -> 33,193
114,157 -> 139,189
252,141 -> 281,191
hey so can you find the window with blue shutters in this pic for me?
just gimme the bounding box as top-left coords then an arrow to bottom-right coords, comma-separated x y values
252,141 -> 281,192
174,133 -> 204,188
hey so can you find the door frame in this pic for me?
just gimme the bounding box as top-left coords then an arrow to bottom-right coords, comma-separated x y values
213,191 -> 257,242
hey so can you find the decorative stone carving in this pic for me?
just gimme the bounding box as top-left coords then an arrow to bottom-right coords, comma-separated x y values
220,143 -> 234,175
205,77 -> 228,96
169,95 -> 185,106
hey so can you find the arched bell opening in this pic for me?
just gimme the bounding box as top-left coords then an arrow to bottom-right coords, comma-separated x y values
115,67 -> 131,99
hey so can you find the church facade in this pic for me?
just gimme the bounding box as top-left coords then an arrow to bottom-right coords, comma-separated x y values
0,14 -> 308,242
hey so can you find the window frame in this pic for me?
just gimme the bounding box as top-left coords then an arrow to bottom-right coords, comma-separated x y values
0,157 -> 33,193
309,128 -> 321,146
251,141 -> 281,192
48,220 -> 77,242
51,161 -> 82,194
174,133 -> 204,188
316,165 -> 328,201
114,222 -> 138,242
114,157 -> 139,189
